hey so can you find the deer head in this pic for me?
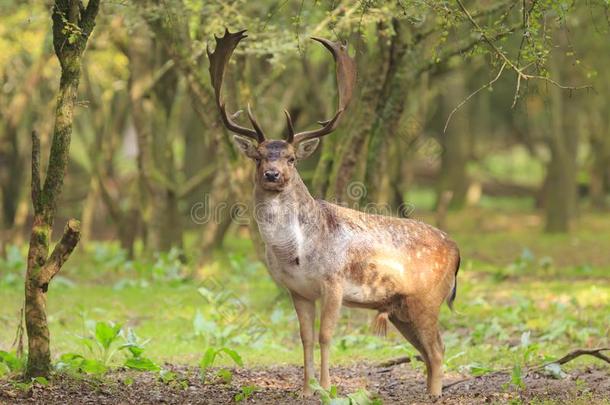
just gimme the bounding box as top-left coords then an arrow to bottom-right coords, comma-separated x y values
207,29 -> 356,192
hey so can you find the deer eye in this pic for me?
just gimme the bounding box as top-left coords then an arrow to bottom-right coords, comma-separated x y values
254,158 -> 261,166
288,157 -> 295,165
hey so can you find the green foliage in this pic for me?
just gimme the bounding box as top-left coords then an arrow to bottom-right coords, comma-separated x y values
0,351 -> 24,376
56,353 -> 107,375
56,321 -> 158,375
199,346 -> 243,383
234,385 -> 258,402
308,379 -> 381,405
95,321 -> 123,354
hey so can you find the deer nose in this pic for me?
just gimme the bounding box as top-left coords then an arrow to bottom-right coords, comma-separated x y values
264,170 -> 280,182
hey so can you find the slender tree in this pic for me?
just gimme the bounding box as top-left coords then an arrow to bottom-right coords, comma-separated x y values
24,0 -> 100,378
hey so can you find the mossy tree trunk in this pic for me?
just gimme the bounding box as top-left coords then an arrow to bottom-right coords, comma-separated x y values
24,0 -> 99,379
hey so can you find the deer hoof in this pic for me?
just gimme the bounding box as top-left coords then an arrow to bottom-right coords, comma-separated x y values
300,386 -> 313,398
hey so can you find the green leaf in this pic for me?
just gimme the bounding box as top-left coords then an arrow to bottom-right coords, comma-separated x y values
95,322 -> 122,350
159,369 -> 176,384
56,353 -> 107,375
126,345 -> 145,358
219,347 -> 243,367
0,351 -> 22,372
124,356 -> 160,372
216,368 -> 233,384
511,363 -> 525,389
199,347 -> 218,370
0,362 -> 10,376
466,362 -> 493,376
33,376 -> 49,386
234,385 -> 258,402
308,379 -> 332,404
347,388 -> 375,405
82,359 -> 108,374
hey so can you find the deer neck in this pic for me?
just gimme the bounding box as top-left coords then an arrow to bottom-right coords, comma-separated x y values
253,174 -> 321,261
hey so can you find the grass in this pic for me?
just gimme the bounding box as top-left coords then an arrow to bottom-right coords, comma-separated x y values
0,207 -> 609,377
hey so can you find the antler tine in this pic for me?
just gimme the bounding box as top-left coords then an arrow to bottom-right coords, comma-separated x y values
207,29 -> 265,143
284,109 -> 295,143
246,103 -> 265,140
289,37 -> 356,144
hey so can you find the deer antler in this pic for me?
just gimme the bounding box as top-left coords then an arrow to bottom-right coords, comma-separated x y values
207,29 -> 265,143
285,37 -> 357,144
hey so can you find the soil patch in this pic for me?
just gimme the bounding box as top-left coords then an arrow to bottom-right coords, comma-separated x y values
1,364 -> 609,404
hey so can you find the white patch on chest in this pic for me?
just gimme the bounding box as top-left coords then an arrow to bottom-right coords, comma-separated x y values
292,220 -> 304,258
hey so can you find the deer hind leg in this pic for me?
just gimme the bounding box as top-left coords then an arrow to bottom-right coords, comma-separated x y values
389,304 -> 444,398
419,325 -> 444,397
319,283 -> 343,389
290,292 -> 316,396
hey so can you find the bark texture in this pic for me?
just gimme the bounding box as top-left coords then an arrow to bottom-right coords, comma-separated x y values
24,0 -> 99,378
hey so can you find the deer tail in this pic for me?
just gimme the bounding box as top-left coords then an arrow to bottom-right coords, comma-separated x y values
371,311 -> 389,337
446,254 -> 461,311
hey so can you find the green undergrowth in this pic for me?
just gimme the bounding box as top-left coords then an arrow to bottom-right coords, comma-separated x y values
0,209 -> 609,388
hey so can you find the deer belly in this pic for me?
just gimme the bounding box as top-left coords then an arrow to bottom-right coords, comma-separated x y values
342,257 -> 407,305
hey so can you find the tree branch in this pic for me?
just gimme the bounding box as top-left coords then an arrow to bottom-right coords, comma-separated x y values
534,347 -> 610,369
444,61 -> 507,132
443,347 -> 610,391
79,0 -> 100,37
39,219 -> 81,290
415,23 -> 519,78
455,0 -> 592,107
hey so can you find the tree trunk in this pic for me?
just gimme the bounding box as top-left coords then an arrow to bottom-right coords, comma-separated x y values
24,0 -> 99,378
365,19 -> 411,206
543,53 -> 578,233
588,110 -> 610,210
436,72 -> 471,210
325,29 -> 392,205
128,28 -> 182,252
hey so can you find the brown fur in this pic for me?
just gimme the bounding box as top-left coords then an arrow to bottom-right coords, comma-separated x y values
234,138 -> 460,398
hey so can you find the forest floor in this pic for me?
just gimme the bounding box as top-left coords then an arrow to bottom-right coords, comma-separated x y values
1,208 -> 609,404
1,364 -> 609,404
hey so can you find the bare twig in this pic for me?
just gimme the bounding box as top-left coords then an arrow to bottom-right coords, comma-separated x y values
533,347 -> 610,369
444,61 -> 507,133
378,354 -> 424,367
10,307 -> 25,358
455,0 -> 592,108
443,347 -> 610,391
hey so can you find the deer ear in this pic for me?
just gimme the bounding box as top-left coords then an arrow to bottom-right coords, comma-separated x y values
232,135 -> 259,159
295,138 -> 320,160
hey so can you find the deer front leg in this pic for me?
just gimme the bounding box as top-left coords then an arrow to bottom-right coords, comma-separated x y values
319,283 -> 343,389
290,291 -> 316,396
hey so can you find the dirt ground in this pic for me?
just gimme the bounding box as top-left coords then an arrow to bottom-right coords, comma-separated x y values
1,364 -> 609,404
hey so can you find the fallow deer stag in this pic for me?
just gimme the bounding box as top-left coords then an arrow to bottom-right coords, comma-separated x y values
207,29 -> 460,398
